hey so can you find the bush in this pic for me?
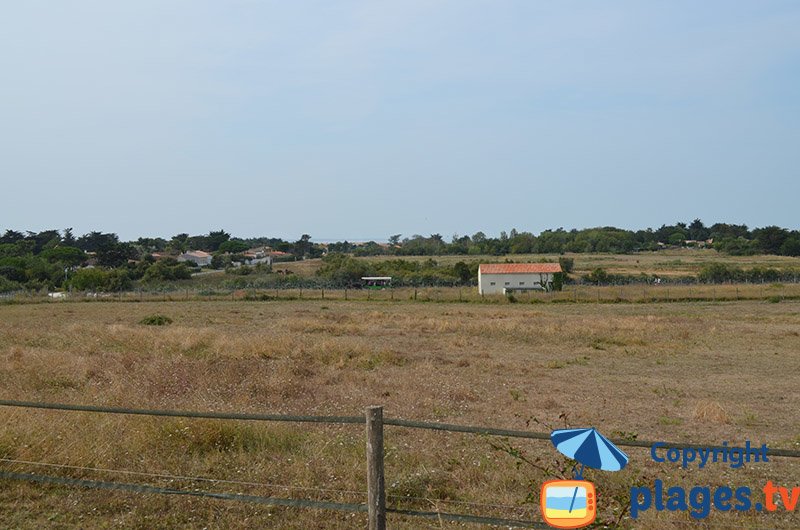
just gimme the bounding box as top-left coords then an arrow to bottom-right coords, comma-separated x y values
698,263 -> 742,283
0,276 -> 22,293
68,268 -> 132,292
552,272 -> 564,291
226,265 -> 254,275
585,268 -> 610,284
142,260 -> 192,282
139,314 -> 173,326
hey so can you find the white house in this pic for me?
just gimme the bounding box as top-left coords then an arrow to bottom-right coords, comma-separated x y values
237,247 -> 273,267
177,250 -> 213,267
478,263 -> 562,295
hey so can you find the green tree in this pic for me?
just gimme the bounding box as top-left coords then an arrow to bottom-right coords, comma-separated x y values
206,230 -> 231,251
688,219 -> 710,240
40,246 -> 86,266
142,260 -> 192,281
294,234 -> 313,258
316,253 -> 369,286
168,233 -> 190,252
218,240 -> 250,254
668,231 -> 686,245
68,268 -> 131,292
76,231 -> 119,252
779,236 -> 800,257
0,230 -> 25,244
752,226 -> 789,255
62,228 -> 76,246
96,242 -> 136,267
585,268 -> 610,284
698,263 -> 742,283
552,272 -> 564,291
452,261 -> 472,284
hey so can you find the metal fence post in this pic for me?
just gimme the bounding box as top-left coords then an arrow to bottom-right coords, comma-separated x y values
366,406 -> 386,530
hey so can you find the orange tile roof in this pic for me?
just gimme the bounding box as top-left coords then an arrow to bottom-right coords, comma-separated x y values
479,263 -> 562,274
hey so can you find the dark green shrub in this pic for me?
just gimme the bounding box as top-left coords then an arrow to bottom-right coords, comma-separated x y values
139,314 -> 173,326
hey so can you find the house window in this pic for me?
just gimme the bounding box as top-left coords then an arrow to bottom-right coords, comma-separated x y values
504,282 -> 510,286
490,282 -> 496,286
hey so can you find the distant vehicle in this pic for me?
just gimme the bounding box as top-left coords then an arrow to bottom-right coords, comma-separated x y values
361,276 -> 392,290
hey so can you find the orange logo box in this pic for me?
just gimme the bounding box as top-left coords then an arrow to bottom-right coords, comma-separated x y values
540,479 -> 596,529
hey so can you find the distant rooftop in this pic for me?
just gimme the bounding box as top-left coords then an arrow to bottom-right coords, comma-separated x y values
479,263 -> 562,274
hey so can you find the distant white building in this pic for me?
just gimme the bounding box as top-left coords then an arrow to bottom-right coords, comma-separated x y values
478,263 -> 562,295
177,250 -> 213,267
237,247 -> 273,267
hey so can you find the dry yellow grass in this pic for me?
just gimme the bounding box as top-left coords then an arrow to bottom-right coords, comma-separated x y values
0,299 -> 799,528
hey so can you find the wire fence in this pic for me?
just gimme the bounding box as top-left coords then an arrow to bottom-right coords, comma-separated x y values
1,399 -> 799,528
4,280 -> 800,306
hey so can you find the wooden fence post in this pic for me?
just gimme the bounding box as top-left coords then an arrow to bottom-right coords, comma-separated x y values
366,406 -> 386,530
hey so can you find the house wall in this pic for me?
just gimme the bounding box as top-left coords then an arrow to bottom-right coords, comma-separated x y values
242,256 -> 272,266
178,255 -> 212,267
478,272 -> 554,294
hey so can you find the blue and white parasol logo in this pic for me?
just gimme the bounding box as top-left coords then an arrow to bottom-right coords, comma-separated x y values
550,427 -> 629,479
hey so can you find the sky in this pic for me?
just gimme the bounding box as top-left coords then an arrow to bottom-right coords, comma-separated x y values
2,1 -> 799,242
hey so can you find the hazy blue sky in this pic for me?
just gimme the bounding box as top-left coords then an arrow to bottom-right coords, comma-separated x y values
2,1 -> 799,241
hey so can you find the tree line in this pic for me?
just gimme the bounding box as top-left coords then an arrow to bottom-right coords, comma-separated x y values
377,220 -> 800,257
1,220 -> 799,292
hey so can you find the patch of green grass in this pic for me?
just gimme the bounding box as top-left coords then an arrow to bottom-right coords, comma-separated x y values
548,356 -> 590,368
155,421 -> 307,455
610,430 -> 639,441
33,375 -> 84,392
739,412 -> 760,427
388,469 -> 459,505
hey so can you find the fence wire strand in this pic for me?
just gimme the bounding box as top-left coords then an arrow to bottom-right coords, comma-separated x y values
0,470 -> 543,528
2,399 -> 798,458
0,457 -> 533,513
2,399 -> 799,528
0,458 -> 365,498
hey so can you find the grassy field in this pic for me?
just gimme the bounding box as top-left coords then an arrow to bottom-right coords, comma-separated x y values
1,298 -> 799,528
274,249 -> 800,279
